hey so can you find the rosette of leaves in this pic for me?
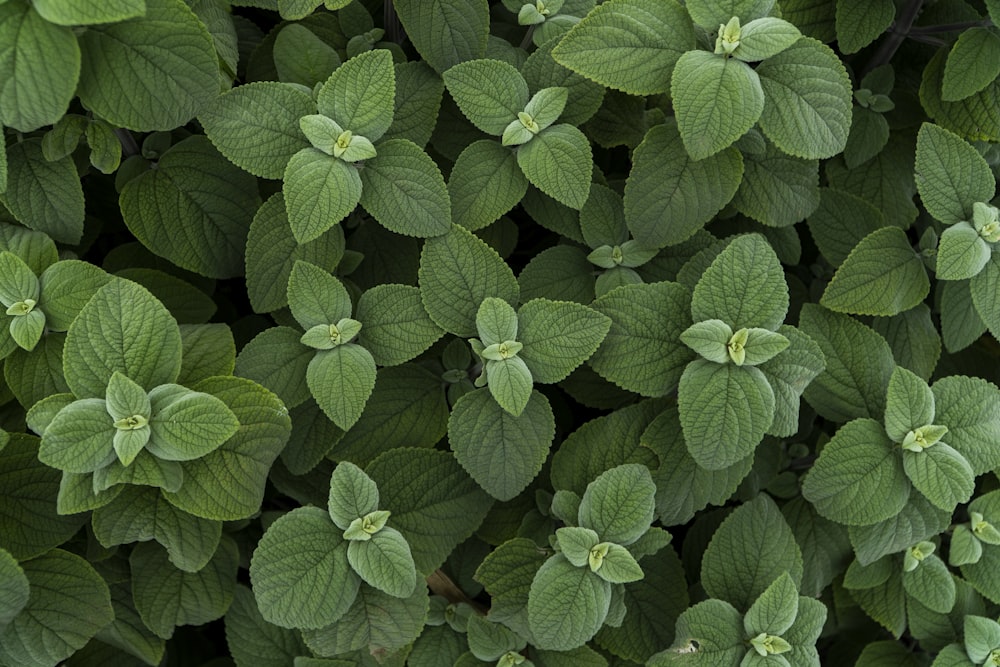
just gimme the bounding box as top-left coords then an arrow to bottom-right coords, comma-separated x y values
236,260 -> 443,430
443,58 -> 593,210
500,0 -> 592,47
952,491 -> 1000,604
552,0 -> 852,161
0,251 -> 109,357
933,616 -> 1000,667
803,366 -> 1000,526
914,122 -> 1000,347
651,572 -> 826,666
200,48 -> 451,243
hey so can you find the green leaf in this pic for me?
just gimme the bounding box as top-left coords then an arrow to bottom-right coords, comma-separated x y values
648,598 -> 744,666
701,494 -> 803,611
933,375 -> 1000,474
744,572 -> 798,635
781,498 -> 850,597
283,148 -> 362,245
731,142 -> 820,228
147,385 -> 241,461
91,486 -> 221,573
680,319 -> 732,364
517,299 -> 610,383
624,122 -> 743,247
678,360 -> 775,469
250,506 -> 360,629
200,82 -> 316,180
359,138 -> 452,237
820,226 -> 929,316
801,418 -> 909,525
0,548 -> 28,627
86,120 -> 122,174
936,222 -> 992,280
0,550 -> 112,667
419,224 -> 519,337
0,1 -> 80,132
37,261 -> 108,331
225,585 -> 309,667
884,366 -> 935,443
578,463 -> 655,545
971,254 -> 1000,340
308,344 -> 377,431
551,0 -> 695,96
384,61 -> 445,148
131,538 -> 238,639
477,296 -> 519,346
528,554 -> 612,651
449,387 -> 554,501
903,443 -> 975,512
915,122 -> 995,225
234,327 -> 313,410
844,107 -> 891,169
0,223 -> 58,277
317,50 -> 395,141
392,0 -> 488,73
671,51 -> 764,160
63,279 -> 182,398
964,616 -> 1000,664
347,527 -> 417,597
589,281 -> 694,396
516,124 -> 592,210
734,18 -> 800,62
443,59 -> 527,135
942,28 -> 1000,102
941,279 -> 987,353
557,526 -> 601,567
903,554 -> 956,614
798,304 -> 895,422
32,0 -> 145,25
593,543 -> 644,584
288,261 -> 353,331
849,493 -> 951,566
806,188 -> 885,267
485,356 -> 533,416
921,44 -> 1000,141
77,0 -> 218,131
272,23 -> 339,87
1,140 -> 85,244
835,0 -> 894,54
449,141 -> 528,231
756,38 -> 853,159
38,399 -> 115,473
328,461 -> 380,530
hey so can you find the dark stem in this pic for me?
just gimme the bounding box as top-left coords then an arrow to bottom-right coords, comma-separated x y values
426,570 -> 489,615
519,25 -> 536,50
114,128 -> 140,158
907,34 -> 948,47
384,0 -> 405,45
862,0 -> 925,77
907,19 -> 992,34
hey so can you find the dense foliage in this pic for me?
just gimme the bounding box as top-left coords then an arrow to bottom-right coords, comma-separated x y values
2,0 -> 1000,665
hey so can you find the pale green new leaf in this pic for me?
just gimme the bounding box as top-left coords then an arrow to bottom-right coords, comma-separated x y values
516,124 -> 593,210
317,50 -> 395,141
250,506 -> 360,629
284,148 -> 362,244
884,366 -> 935,443
288,261 -> 353,331
820,226 -> 928,316
756,38 -> 853,159
1,140 -> 85,244
0,548 -> 28,627
692,234 -> 789,331
936,222 -> 991,280
200,82 -> 316,180
307,344 -> 377,431
449,387 -> 554,501
744,572 -> 798,635
0,1 -> 80,132
392,0 -> 489,73
671,50 -> 764,160
528,554 -> 612,651
933,375 -> 1000,474
443,59 -> 528,134
347,527 -> 417,598
914,122 -> 995,225
942,28 -> 1000,102
517,299 -> 611,383
801,417 -> 909,525
589,281 -> 694,396
38,399 -> 115,473
835,0 -> 894,54
225,585 -> 309,667
146,386 -> 240,461
0,550 -> 112,667
551,0 -> 695,95
701,494 -> 803,612
680,319 -> 732,364
32,0 -> 145,25
624,122 -> 743,247
557,526 -> 601,567
903,443 -> 974,512
577,463 -> 656,545
359,138 -> 452,237
77,0 -> 218,131
449,141 -> 528,231
329,461 -> 380,530
735,18 -> 801,62
419,224 -> 519,337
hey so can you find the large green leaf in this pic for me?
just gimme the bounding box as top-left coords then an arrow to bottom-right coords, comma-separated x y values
920,47 -> 1000,143
914,123 -> 995,225
671,50 -> 764,160
731,141 -> 820,227
77,0 -> 219,131
933,375 -> 1000,475
648,598 -> 744,666
356,284 -> 443,366
442,59 -> 527,135
233,326 -> 313,410
516,124 -> 593,210
835,0 -> 894,54
449,141 -> 528,231
63,279 -> 182,398
589,281 -> 694,396
551,0 -> 695,96
578,463 -> 656,545
317,49 -> 395,140
516,299 -> 610,383
393,0 -> 489,73
0,1 -> 80,132
801,417 -> 910,525
942,27 -> 1000,102
250,506 -> 360,629
1,140 -> 85,245
359,139 -> 452,237
624,122 -> 743,247
528,554 -> 611,651
756,38 -> 853,159
0,550 -> 112,667
449,387 -> 554,501
199,82 -> 316,180
701,494 -> 803,611
283,148 -> 362,244
224,585 -> 308,667
820,226 -> 929,316
903,443 -> 974,512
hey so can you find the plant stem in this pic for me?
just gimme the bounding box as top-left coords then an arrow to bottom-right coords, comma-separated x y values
519,25 -> 536,50
862,0 -> 925,77
114,128 -> 140,158
384,0 -> 405,45
907,19 -> 992,34
426,569 -> 489,615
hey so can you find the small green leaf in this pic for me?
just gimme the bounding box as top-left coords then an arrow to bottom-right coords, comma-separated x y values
835,0 -> 894,54
288,261 -> 354,332
965,615 -> 1000,664
283,148 -> 362,244
273,24 -> 340,87
557,526 -> 601,567
578,463 -> 656,546
528,554 -> 612,651
450,141 -> 528,231
884,366 -> 935,443
486,356 -> 534,416
516,299 -> 611,383
516,124 -> 593,210
317,50 -> 396,141
1,140 -> 85,244
734,17 -> 800,62
38,399 -> 116,473
902,553 -> 956,614
359,138 -> 452,237
942,27 -> 1000,102
347,527 -> 418,597
903,442 -> 975,512
329,461 -> 381,530
932,375 -> 1000,475
681,319 -> 733,365
936,221 -> 992,280
443,59 -> 528,135
915,122 -> 996,225
146,386 -> 241,461
731,141 -> 820,228
593,543 -> 644,583
744,572 -> 799,636
971,254 -> 1000,340
307,344 -> 377,431
393,0 -> 489,73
